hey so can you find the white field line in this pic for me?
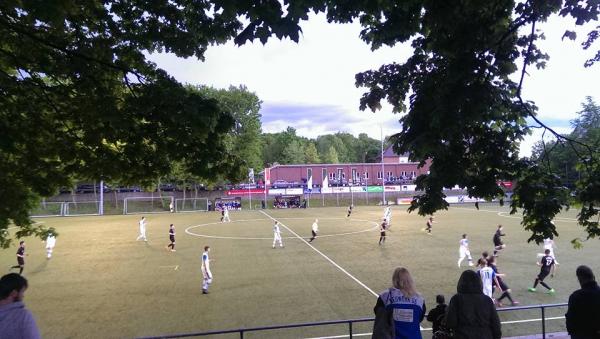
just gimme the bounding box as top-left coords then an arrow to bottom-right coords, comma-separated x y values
259,210 -> 379,298
304,316 -> 566,339
453,207 -> 579,222
185,218 -> 378,240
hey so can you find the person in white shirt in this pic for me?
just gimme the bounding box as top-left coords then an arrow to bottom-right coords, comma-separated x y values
478,258 -> 502,299
45,233 -> 56,259
383,207 -> 392,227
272,221 -> 284,248
222,207 -> 231,223
308,219 -> 319,243
201,246 -> 212,294
136,216 -> 147,241
458,234 -> 474,267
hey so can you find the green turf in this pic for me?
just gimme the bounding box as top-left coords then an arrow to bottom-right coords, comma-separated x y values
1,204 -> 595,338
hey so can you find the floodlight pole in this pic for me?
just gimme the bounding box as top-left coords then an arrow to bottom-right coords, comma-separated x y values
99,180 -> 104,215
381,126 -> 386,205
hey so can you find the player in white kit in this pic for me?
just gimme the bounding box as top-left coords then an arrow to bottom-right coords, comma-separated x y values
45,233 -> 56,259
201,246 -> 212,294
221,207 -> 231,223
272,221 -> 284,248
478,258 -> 502,299
458,234 -> 474,267
308,219 -> 319,242
136,216 -> 147,241
383,207 -> 392,228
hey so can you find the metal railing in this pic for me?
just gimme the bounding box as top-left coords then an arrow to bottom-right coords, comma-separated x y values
137,302 -> 568,339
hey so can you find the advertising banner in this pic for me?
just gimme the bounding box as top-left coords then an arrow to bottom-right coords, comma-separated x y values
227,189 -> 265,196
367,186 -> 384,193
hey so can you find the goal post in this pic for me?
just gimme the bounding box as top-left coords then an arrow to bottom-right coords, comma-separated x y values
30,202 -> 64,217
175,198 -> 209,213
64,201 -> 101,216
123,196 -> 175,215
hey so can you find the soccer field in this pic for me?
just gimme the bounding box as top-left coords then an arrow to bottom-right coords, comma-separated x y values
1,204 -> 596,338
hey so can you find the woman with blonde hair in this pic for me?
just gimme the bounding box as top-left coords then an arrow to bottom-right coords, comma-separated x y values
372,267 -> 426,339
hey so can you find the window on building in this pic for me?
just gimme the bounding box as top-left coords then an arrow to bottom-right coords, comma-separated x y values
322,168 -> 327,183
387,171 -> 393,179
377,171 -> 383,179
351,168 -> 357,182
364,171 -> 369,179
337,168 -> 343,181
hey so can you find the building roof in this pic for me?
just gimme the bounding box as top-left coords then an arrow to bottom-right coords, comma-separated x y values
383,145 -> 409,158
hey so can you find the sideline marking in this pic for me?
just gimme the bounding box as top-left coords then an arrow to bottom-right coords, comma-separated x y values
259,210 -> 379,298
454,207 -> 579,222
185,218 -> 378,240
304,316 -> 566,338
159,265 -> 179,271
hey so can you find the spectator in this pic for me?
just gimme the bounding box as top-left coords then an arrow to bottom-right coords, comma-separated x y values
565,265 -> 600,339
445,270 -> 501,339
0,273 -> 41,339
372,267 -> 426,339
426,294 -> 447,334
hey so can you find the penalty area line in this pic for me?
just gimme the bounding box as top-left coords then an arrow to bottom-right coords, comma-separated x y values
259,210 -> 379,298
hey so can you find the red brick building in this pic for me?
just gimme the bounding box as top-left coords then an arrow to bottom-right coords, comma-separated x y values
266,146 -> 430,187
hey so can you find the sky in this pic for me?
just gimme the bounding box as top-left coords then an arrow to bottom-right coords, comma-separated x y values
148,13 -> 600,157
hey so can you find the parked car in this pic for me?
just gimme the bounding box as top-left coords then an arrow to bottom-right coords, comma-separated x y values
114,186 -> 142,192
75,184 -> 111,194
272,180 -> 291,189
156,183 -> 176,192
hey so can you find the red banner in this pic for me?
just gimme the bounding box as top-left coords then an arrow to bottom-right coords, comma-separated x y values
227,189 -> 265,196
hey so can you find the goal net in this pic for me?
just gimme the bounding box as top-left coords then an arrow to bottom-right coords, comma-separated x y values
175,198 -> 209,212
64,201 -> 101,216
30,202 -> 64,217
123,196 -> 174,215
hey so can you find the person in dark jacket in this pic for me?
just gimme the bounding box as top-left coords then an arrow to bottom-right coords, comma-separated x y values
565,265 -> 600,339
426,294 -> 447,333
445,270 -> 501,339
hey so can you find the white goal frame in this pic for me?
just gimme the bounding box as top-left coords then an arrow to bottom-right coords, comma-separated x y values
123,196 -> 175,215
63,201 -> 101,216
30,202 -> 65,217
175,198 -> 209,213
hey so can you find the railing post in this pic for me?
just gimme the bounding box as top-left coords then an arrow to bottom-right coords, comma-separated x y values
541,306 -> 546,339
240,329 -> 244,339
349,320 -> 353,338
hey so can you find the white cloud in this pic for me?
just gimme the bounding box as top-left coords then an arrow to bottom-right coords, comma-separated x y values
148,12 -> 600,154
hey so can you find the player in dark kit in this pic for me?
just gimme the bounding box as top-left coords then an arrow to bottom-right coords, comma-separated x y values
379,221 -> 387,245
425,216 -> 434,235
488,256 -> 519,306
166,224 -> 176,252
9,241 -> 26,274
346,204 -> 353,218
493,225 -> 506,256
528,249 -> 556,294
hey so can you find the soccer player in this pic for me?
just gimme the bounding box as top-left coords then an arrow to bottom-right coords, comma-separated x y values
166,224 -> 176,252
201,246 -> 212,294
537,238 -> 559,265
221,207 -> 231,223
479,258 -> 502,300
488,256 -> 519,307
45,233 -> 56,259
383,207 -> 392,227
308,219 -> 319,243
425,216 -> 434,235
9,241 -> 26,274
346,204 -> 353,218
378,220 -> 387,245
272,221 -> 284,248
457,234 -> 474,267
136,216 -> 147,241
528,249 -> 556,294
493,224 -> 506,256
169,201 -> 174,213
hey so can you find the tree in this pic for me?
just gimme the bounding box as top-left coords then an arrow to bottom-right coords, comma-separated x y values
3,1 -> 600,246
304,142 -> 321,164
323,146 -> 340,164
191,85 -> 264,173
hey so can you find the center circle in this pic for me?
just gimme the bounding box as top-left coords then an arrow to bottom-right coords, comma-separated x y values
185,217 -> 379,240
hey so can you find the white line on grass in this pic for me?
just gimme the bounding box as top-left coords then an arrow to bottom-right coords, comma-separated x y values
259,210 -> 379,298
304,316 -> 566,339
185,218 -> 378,240
453,207 -> 578,222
